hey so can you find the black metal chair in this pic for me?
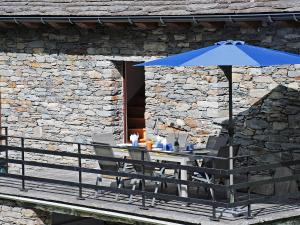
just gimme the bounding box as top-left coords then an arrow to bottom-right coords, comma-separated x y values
192,145 -> 240,200
128,148 -> 179,206
206,134 -> 229,156
93,143 -> 134,199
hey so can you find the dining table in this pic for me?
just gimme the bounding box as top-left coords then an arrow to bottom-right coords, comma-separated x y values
112,144 -> 210,198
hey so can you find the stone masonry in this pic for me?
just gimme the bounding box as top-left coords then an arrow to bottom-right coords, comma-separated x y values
0,200 -> 51,225
0,21 -> 300,168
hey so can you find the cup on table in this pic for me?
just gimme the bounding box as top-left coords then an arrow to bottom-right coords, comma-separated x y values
132,140 -> 139,147
146,140 -> 153,151
186,144 -> 194,151
166,143 -> 173,151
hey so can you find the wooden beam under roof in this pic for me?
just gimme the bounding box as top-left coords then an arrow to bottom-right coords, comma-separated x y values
0,22 -> 16,29
165,22 -> 191,30
48,22 -> 69,29
275,21 -> 300,27
103,22 -> 127,29
134,22 -> 157,30
199,21 -> 225,30
21,22 -> 40,29
75,22 -> 97,29
235,21 -> 262,29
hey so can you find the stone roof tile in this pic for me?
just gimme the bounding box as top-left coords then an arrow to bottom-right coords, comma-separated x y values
0,0 -> 299,16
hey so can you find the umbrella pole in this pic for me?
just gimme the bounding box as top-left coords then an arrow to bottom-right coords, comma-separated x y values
220,66 -> 234,204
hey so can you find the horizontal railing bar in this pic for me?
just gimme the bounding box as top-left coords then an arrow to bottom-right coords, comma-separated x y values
0,145 -> 229,176
0,173 -> 227,207
5,158 -> 228,190
229,191 -> 300,208
1,135 -> 87,145
230,174 -> 300,190
231,149 -> 300,160
5,144 -> 300,176
231,159 -> 300,174
3,135 -> 300,162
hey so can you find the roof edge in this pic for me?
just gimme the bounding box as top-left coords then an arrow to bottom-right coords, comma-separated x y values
0,12 -> 300,23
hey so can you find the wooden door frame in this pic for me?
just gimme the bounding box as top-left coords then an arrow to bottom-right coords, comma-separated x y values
122,62 -> 128,143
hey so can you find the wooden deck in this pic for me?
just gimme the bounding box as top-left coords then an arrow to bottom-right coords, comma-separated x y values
0,167 -> 299,225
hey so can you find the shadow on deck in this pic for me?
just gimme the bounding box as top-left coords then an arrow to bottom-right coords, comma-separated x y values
0,167 -> 299,225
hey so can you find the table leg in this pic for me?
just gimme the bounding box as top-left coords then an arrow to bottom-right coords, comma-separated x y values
180,169 -> 188,198
180,160 -> 188,198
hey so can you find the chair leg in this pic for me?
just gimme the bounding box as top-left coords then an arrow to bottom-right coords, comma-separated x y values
177,183 -> 181,196
175,170 -> 180,195
151,182 -> 160,207
115,177 -> 123,201
95,175 -> 102,198
129,179 -> 138,203
204,173 -> 215,200
116,177 -> 120,186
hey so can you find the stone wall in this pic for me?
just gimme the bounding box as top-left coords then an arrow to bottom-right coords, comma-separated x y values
0,200 -> 51,225
0,22 -> 300,163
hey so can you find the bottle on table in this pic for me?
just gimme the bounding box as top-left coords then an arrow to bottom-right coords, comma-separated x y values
174,138 -> 179,152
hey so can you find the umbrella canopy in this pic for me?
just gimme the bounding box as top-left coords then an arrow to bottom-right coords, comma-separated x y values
137,40 -> 300,67
136,40 -> 300,204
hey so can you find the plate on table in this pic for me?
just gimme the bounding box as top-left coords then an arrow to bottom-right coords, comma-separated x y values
117,143 -> 132,147
139,143 -> 146,147
152,148 -> 163,152
193,149 -> 210,155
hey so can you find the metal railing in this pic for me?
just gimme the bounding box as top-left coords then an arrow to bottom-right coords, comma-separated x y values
0,133 -> 299,221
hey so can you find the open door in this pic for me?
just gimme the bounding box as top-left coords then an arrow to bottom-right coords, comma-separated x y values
123,62 -> 146,143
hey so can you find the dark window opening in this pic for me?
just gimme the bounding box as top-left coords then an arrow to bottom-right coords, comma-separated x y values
122,61 -> 146,143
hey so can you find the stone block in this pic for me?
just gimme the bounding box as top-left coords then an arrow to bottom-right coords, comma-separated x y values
288,71 -> 299,77
176,103 -> 190,112
174,34 -> 186,41
274,167 -> 299,196
246,118 -> 269,130
249,175 -> 274,196
21,209 -> 35,218
288,113 -> 300,128
273,122 -> 288,130
197,101 -> 218,108
144,42 -> 167,51
253,76 -> 273,83
249,89 -> 269,98
184,117 -> 198,128
249,68 -> 262,76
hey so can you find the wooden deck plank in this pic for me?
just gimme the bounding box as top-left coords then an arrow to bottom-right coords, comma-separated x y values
0,168 -> 299,224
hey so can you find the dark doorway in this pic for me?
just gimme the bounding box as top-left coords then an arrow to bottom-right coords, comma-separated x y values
123,62 -> 146,142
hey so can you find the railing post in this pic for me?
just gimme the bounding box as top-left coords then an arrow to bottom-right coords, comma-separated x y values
210,159 -> 219,221
20,137 -> 27,192
140,149 -> 148,210
246,155 -> 252,219
77,143 -> 85,200
5,127 -> 8,163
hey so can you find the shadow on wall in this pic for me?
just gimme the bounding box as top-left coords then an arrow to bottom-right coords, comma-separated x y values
219,84 -> 300,159
1,24 -> 300,57
217,84 -> 300,196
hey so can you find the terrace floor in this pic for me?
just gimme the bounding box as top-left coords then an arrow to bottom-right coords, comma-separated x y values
0,167 -> 299,225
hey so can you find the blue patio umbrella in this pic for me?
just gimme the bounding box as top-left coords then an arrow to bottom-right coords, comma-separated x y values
136,40 -> 300,203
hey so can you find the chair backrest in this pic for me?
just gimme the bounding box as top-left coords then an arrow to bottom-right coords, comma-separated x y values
166,132 -> 188,148
166,132 -> 175,145
214,145 -> 240,171
178,132 -> 188,148
206,135 -> 228,150
92,133 -> 115,146
128,148 -> 153,176
93,144 -> 119,172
